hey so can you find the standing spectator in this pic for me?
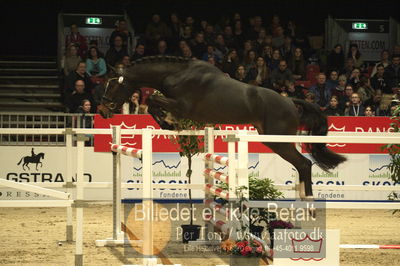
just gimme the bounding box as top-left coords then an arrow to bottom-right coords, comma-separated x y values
347,43 -> 364,68
64,62 -> 93,95
168,13 -> 183,51
345,92 -> 364,116
190,32 -> 207,59
145,14 -> 171,49
327,44 -> 344,73
245,56 -> 270,87
65,24 -> 88,58
270,59 -> 294,90
221,49 -> 239,77
105,35 -> 128,67
109,19 -> 133,50
86,47 -> 107,84
370,50 -> 390,77
384,54 -> 400,89
66,80 -> 95,113
61,44 -> 81,76
288,47 -> 306,80
324,95 -> 344,116
309,73 -> 331,110
131,43 -> 146,61
371,64 -> 390,93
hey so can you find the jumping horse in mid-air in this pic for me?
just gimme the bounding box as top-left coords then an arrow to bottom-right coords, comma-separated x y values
98,56 -> 346,201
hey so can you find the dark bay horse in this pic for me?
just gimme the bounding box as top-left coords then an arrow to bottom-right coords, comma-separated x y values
17,152 -> 45,171
98,56 -> 346,200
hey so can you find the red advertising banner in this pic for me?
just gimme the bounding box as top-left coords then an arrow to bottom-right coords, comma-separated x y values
94,115 -> 393,154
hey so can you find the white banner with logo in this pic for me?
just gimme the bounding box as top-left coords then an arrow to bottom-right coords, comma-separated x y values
0,147 -> 395,202
348,32 -> 389,61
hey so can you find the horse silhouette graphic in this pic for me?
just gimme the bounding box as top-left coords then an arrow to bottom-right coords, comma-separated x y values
17,148 -> 45,171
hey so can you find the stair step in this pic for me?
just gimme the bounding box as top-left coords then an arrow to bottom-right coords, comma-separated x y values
0,84 -> 59,89
0,68 -> 57,72
0,75 -> 58,79
0,93 -> 61,98
0,61 -> 57,68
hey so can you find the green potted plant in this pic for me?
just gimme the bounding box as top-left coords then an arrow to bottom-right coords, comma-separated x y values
171,118 -> 206,243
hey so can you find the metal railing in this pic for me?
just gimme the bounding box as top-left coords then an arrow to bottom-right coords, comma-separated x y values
0,112 -> 95,146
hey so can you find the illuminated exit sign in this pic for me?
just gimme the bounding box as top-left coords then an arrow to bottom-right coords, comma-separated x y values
352,22 -> 368,30
86,17 -> 102,25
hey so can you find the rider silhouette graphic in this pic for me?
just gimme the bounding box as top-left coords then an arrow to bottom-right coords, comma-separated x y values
31,148 -> 36,157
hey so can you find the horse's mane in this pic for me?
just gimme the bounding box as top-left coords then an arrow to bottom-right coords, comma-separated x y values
132,55 -> 192,65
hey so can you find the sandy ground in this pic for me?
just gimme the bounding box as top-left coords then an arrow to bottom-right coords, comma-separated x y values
1,204 -> 400,266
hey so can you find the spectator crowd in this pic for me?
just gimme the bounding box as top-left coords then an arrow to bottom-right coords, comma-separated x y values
61,13 -> 400,118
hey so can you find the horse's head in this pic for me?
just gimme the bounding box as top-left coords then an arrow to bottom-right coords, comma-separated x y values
98,75 -> 130,118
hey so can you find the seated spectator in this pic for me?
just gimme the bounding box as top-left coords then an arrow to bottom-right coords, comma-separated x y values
347,43 -> 364,68
261,45 -> 273,65
327,70 -> 339,88
324,95 -> 344,116
238,40 -> 253,62
76,99 -> 94,128
309,73 -> 331,110
181,45 -> 194,58
121,55 -> 131,68
86,47 -> 107,84
234,65 -> 248,83
61,44 -> 82,76
180,25 -> 193,43
223,25 -> 235,49
245,56 -> 270,87
155,40 -> 170,56
221,49 -> 239,77
145,14 -> 171,49
232,20 -> 245,50
202,45 -> 221,63
88,40 -> 104,57
280,35 -> 295,60
288,47 -> 306,80
190,32 -> 207,58
327,44 -> 344,73
370,50 -> 390,77
304,92 -> 319,108
269,49 -> 282,71
270,60 -> 294,90
109,19 -> 133,50
341,58 -> 355,78
66,80 -> 95,113
348,67 -> 362,89
271,26 -> 285,49
105,35 -> 128,67
339,85 -> 354,110
64,62 -> 93,95
364,105 -> 375,117
243,50 -> 257,73
122,90 -> 149,114
357,76 -> 375,105
345,92 -> 364,116
204,24 -> 217,46
131,43 -> 146,61
332,74 -> 347,98
384,54 -> 400,89
285,80 -> 304,99
253,28 -> 268,55
371,64 -> 390,93
65,24 -> 88,59
214,34 -> 229,58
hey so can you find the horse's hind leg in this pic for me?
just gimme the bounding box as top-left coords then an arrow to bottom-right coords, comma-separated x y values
265,142 -> 313,199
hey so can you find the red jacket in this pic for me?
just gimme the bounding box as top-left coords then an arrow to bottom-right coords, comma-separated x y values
65,32 -> 88,58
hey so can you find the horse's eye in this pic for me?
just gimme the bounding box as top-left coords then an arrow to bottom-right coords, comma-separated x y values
118,76 -> 124,84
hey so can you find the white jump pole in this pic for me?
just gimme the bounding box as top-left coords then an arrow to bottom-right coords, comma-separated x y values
65,128 -> 74,242
112,126 -> 124,241
75,134 -> 85,266
141,128 -> 156,265
204,127 -> 215,241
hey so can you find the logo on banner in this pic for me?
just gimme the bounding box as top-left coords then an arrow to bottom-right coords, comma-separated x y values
369,155 -> 391,179
17,148 -> 45,171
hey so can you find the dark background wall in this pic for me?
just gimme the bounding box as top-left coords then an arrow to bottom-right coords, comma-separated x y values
1,0 -> 399,56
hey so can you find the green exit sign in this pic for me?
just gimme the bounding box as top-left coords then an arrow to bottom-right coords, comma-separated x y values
352,22 -> 368,30
86,17 -> 102,25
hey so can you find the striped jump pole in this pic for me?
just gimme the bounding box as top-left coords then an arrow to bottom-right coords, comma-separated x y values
203,169 -> 229,184
111,144 -> 142,159
340,244 -> 400,249
204,153 -> 229,166
204,184 -> 229,200
204,199 -> 230,217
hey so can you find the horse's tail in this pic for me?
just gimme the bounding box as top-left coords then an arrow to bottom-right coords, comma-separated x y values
292,98 -> 346,171
17,157 -> 24,165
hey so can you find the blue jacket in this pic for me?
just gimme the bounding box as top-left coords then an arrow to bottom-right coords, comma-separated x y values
309,83 -> 333,108
86,58 -> 107,76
